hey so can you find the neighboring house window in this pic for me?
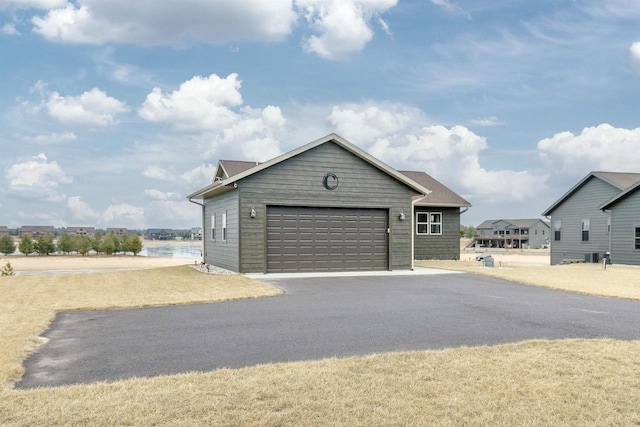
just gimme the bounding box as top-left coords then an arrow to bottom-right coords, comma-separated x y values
554,220 -> 561,241
416,213 -> 429,234
211,215 -> 215,241
416,212 -> 442,235
535,230 -> 538,235
635,227 -> 640,250
608,217 -> 611,234
430,212 -> 442,235
222,212 -> 227,241
581,219 -> 590,242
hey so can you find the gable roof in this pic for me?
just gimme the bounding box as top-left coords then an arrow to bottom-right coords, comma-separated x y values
218,160 -> 260,180
542,171 -> 640,216
400,171 -> 470,208
600,178 -> 640,210
189,133 -> 432,200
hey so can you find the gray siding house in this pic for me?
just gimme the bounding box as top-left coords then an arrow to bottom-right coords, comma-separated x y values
188,134 -> 470,273
542,171 -> 640,265
473,219 -> 550,249
600,180 -> 640,266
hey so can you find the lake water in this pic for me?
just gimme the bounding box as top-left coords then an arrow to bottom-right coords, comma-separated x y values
140,244 -> 203,259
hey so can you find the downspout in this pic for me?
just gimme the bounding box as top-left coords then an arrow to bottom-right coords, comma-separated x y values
411,198 -> 417,271
603,209 -> 612,258
188,196 -> 205,264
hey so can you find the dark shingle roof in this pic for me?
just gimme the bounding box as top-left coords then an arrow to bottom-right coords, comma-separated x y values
400,171 -> 471,207
219,160 -> 261,178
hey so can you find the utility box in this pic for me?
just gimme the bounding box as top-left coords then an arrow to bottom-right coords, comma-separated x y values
484,257 -> 494,268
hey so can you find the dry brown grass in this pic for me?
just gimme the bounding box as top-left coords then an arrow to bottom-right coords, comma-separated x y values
0,266 -> 280,387
3,263 -> 640,425
417,259 -> 640,300
3,339 -> 640,426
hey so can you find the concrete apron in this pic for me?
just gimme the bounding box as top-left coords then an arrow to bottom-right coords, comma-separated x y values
245,266 -> 463,280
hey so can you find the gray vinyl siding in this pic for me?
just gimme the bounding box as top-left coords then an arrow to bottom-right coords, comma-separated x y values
548,177 -> 617,265
203,189 -> 239,271
237,141 -> 417,273
528,222 -> 550,249
414,207 -> 460,260
609,192 -> 640,265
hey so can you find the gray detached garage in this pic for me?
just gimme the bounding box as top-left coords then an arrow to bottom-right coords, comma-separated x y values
188,134 -> 470,274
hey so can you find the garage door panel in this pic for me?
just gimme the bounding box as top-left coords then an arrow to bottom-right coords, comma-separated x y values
267,206 -> 388,273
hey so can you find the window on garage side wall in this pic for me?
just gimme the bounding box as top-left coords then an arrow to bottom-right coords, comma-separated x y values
430,212 -> 442,235
222,212 -> 227,241
416,213 -> 429,234
211,214 -> 215,241
635,226 -> 640,250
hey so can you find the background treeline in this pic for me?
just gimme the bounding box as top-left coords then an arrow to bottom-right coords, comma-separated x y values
0,232 -> 143,256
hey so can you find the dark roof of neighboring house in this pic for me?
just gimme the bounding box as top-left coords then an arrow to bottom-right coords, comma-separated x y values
0,226 -> 8,232
189,133 -> 432,200
219,160 -> 260,179
66,226 -> 95,231
21,225 -> 55,232
542,171 -> 640,216
477,219 -> 548,229
400,171 -> 470,208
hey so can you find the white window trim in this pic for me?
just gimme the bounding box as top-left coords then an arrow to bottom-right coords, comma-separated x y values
222,212 -> 227,242
416,212 -> 429,235
581,218 -> 590,242
634,225 -> 640,250
415,211 -> 442,235
211,214 -> 215,241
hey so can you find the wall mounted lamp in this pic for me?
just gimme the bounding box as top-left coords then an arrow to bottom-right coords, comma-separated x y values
250,207 -> 257,218
399,212 -> 406,221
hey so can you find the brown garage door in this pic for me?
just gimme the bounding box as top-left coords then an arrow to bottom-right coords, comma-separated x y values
266,206 -> 388,273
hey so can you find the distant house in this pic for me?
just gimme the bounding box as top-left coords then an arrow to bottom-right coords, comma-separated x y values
542,171 -> 640,265
190,227 -> 203,240
146,229 -> 174,240
0,226 -> 9,238
473,219 -> 550,249
66,227 -> 95,238
20,225 -> 55,239
107,228 -> 129,236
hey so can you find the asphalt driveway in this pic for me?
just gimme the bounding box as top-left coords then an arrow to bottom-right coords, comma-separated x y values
18,272 -> 640,388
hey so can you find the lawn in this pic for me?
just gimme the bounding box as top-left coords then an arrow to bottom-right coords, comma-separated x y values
2,264 -> 640,425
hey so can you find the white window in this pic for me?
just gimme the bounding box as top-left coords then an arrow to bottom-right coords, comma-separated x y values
635,227 -> 640,250
416,213 -> 428,234
222,212 -> 227,241
416,212 -> 442,235
581,219 -> 590,242
211,214 -> 215,241
430,212 -> 442,235
554,220 -> 561,241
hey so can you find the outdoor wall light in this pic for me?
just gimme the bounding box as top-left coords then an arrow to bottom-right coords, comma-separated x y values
399,212 -> 406,221
250,207 -> 257,218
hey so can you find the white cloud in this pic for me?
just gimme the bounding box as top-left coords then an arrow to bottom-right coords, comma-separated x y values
144,189 -> 181,201
0,0 -> 66,10
180,163 -> 217,186
31,0 -> 296,47
5,153 -> 72,200
143,166 -> 176,182
140,73 -> 285,161
45,87 -> 129,127
296,0 -> 398,60
538,123 -> 640,176
20,131 -> 77,144
145,200 -> 200,227
431,0 -> 471,19
328,103 -> 548,203
67,195 -> 99,220
328,103 -> 426,141
470,116 -> 504,127
2,22 -> 19,35
630,41 -> 640,73
139,73 -> 242,131
100,203 -> 145,229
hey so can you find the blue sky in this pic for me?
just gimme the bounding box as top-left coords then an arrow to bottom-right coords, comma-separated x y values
1,0 -> 640,230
